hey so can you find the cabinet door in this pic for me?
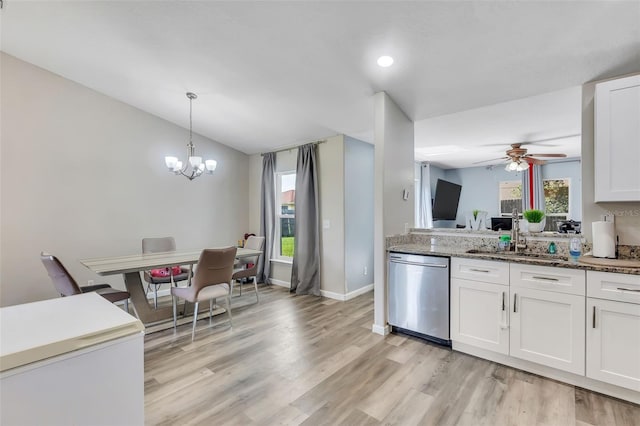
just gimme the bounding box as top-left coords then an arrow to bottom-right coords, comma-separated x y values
594,74 -> 640,202
510,287 -> 585,375
587,298 -> 640,391
451,278 -> 509,354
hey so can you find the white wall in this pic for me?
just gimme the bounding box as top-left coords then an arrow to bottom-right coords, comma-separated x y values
373,92 -> 414,334
344,137 -> 374,293
0,53 -> 249,306
582,75 -> 640,245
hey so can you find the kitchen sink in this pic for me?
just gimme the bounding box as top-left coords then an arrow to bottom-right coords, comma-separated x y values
465,249 -> 568,261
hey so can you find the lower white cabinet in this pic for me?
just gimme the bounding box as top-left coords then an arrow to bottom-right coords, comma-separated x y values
451,278 -> 509,354
586,270 -> 640,392
509,287 -> 586,375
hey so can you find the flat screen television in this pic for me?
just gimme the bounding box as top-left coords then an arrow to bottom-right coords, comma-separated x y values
432,179 -> 462,220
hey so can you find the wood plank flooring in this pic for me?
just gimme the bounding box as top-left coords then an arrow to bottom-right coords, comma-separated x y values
144,285 -> 640,425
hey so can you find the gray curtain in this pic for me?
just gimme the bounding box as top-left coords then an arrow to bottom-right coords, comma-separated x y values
418,163 -> 433,228
258,152 -> 276,284
290,143 -> 321,296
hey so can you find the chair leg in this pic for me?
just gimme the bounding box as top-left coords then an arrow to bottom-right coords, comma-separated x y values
172,295 -> 177,329
153,285 -> 158,309
253,276 -> 259,303
124,298 -> 129,313
239,279 -> 242,296
209,299 -> 214,324
230,280 -> 235,297
225,295 -> 232,327
192,301 -> 199,341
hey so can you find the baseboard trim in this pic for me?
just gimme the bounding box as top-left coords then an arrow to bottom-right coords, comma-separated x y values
345,284 -> 373,301
321,284 -> 374,301
372,323 -> 390,336
269,278 -> 290,289
453,341 -> 640,404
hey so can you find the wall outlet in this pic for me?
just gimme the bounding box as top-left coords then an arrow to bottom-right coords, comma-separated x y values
87,279 -> 94,286
363,266 -> 368,275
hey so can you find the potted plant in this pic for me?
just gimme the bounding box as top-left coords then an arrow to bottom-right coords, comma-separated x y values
523,209 -> 545,232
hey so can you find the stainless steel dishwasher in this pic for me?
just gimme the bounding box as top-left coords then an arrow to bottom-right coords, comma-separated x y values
388,252 -> 450,345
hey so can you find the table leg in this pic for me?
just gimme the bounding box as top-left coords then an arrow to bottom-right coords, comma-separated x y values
123,271 -> 174,324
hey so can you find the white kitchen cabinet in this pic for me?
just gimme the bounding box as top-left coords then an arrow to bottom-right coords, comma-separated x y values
594,74 -> 640,202
586,270 -> 640,392
451,277 -> 509,354
586,297 -> 640,391
510,287 -> 586,375
509,263 -> 586,375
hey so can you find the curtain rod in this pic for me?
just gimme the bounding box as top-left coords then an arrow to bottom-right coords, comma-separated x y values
261,139 -> 326,156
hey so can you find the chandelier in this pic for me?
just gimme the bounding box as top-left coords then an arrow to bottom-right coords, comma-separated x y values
164,92 -> 217,180
505,158 -> 529,172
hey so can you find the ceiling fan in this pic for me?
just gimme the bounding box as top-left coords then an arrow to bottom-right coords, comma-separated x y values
476,143 -> 567,171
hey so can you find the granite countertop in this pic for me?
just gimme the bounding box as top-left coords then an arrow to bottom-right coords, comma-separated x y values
388,244 -> 640,275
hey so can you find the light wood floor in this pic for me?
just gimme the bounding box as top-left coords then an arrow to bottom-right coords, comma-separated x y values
144,285 -> 640,426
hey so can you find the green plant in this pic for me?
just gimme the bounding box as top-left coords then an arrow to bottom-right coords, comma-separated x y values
472,209 -> 480,219
523,209 -> 545,223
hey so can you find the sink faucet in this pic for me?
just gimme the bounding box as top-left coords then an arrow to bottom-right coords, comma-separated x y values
511,208 -> 527,254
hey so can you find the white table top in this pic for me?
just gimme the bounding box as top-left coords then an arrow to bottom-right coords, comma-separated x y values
80,247 -> 262,276
0,293 -> 143,372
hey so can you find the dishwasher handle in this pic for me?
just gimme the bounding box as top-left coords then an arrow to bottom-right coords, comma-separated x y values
389,258 -> 448,268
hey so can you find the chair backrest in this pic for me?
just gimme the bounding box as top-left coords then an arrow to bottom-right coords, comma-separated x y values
40,252 -> 82,297
192,247 -> 237,293
243,236 -> 265,271
142,237 -> 177,254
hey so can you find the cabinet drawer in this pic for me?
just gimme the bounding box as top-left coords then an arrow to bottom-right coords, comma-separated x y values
587,271 -> 640,304
451,257 -> 509,285
510,264 -> 585,296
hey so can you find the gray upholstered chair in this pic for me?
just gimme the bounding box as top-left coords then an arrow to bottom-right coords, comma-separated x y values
231,236 -> 265,303
142,237 -> 191,308
171,247 -> 237,341
40,252 -> 130,312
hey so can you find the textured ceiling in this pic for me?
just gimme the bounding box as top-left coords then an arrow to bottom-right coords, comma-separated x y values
1,1 -> 638,166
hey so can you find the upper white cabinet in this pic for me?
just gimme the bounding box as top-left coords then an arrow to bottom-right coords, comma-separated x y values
594,74 -> 640,202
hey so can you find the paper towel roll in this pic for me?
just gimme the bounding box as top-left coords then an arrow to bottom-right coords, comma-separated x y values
592,221 -> 616,258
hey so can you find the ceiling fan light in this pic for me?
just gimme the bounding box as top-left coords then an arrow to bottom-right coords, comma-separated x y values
516,161 -> 529,171
506,161 -> 519,171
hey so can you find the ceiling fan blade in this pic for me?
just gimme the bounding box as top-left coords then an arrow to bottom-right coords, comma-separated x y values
523,157 -> 546,165
526,153 -> 567,158
472,157 -> 508,165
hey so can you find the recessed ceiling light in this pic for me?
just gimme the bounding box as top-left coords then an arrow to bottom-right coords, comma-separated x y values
377,56 -> 394,67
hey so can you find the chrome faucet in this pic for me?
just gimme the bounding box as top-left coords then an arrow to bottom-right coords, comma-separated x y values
511,208 -> 527,253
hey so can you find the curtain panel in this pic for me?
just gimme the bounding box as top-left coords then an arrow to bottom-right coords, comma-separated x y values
258,152 -> 276,284
290,143 -> 321,296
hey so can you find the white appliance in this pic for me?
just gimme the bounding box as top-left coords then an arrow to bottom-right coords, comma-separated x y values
0,293 -> 145,426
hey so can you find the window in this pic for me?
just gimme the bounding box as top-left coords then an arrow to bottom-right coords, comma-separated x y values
544,178 -> 570,231
499,181 -> 522,216
498,179 -> 571,231
276,172 -> 296,259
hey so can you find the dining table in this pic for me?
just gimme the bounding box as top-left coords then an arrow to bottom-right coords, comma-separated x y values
80,247 -> 262,326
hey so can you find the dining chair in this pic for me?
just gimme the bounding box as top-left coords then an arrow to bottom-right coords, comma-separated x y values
231,236 -> 265,303
171,247 -> 237,341
142,237 -> 191,309
40,252 -> 130,312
